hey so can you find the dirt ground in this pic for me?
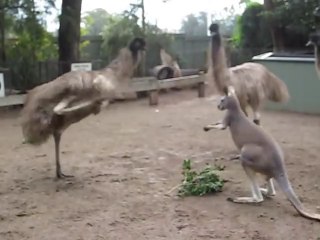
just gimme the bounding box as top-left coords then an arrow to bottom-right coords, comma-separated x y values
0,88 -> 320,240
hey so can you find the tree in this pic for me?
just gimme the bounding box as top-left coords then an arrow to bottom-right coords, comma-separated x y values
0,0 -> 57,90
82,8 -> 110,36
180,12 -> 208,36
234,0 -> 320,52
210,5 -> 239,37
262,0 -> 319,52
101,14 -> 143,61
263,0 -> 285,52
58,0 -> 82,74
99,6 -> 173,75
233,2 -> 271,49
0,0 -> 55,66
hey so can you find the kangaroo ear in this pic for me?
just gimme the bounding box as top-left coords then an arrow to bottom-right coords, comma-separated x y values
227,86 -> 235,96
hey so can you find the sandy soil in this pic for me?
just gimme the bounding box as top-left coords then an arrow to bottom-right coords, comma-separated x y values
0,89 -> 320,240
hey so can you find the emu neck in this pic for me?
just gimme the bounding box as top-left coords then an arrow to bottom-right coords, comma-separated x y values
209,33 -> 231,94
315,46 -> 320,78
211,34 -> 221,58
103,48 -> 138,81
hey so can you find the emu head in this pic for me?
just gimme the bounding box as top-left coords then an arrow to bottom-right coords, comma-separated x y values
306,32 -> 320,47
129,37 -> 146,53
129,37 -> 146,63
217,86 -> 238,111
209,23 -> 221,56
209,23 -> 220,36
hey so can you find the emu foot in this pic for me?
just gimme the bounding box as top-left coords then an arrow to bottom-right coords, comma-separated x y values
227,196 -> 263,204
203,126 -> 210,132
229,154 -> 240,161
253,119 -> 260,125
56,171 -> 74,179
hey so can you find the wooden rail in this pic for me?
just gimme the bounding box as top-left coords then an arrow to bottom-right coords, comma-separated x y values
131,74 -> 206,105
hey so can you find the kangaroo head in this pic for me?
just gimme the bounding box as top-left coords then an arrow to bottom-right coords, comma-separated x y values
217,86 -> 238,111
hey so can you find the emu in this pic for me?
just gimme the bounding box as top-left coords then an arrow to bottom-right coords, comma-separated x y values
207,23 -> 290,125
21,37 -> 146,179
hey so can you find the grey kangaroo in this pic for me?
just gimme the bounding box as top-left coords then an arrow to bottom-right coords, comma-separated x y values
204,86 -> 320,221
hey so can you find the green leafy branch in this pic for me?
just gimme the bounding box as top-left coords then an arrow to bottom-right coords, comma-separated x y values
167,159 -> 226,197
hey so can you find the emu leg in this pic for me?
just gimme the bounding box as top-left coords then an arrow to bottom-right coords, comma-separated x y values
229,154 -> 240,161
253,111 -> 261,125
53,132 -> 73,179
239,102 -> 248,117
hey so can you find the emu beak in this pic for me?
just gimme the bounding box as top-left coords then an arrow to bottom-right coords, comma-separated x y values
306,41 -> 312,47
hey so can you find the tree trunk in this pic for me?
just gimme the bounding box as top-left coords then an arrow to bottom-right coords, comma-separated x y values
0,8 -> 6,66
264,0 -> 285,52
58,0 -> 82,75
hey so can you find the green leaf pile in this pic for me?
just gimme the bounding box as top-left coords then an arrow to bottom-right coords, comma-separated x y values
178,159 -> 225,197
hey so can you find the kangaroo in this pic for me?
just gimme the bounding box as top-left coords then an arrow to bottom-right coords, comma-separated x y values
203,86 -> 320,221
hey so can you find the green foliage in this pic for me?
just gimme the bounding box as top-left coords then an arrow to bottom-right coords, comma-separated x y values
178,159 -> 225,197
8,27 -> 57,61
101,13 -> 143,60
230,0 -> 319,62
1,0 -> 58,89
82,8 -> 111,36
232,2 -> 271,49
239,0 -> 254,7
81,5 -> 174,69
262,0 -> 318,30
211,5 -> 240,37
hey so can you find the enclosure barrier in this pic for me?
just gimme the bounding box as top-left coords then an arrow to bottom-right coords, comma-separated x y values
252,52 -> 320,115
131,73 -> 206,105
0,74 -> 206,108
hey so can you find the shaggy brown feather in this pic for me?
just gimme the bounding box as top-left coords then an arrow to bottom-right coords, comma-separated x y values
21,38 -> 145,145
20,37 -> 145,178
306,32 -> 320,79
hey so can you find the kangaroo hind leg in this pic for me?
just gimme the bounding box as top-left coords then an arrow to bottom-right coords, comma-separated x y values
260,178 -> 276,197
228,145 -> 265,204
228,165 -> 264,203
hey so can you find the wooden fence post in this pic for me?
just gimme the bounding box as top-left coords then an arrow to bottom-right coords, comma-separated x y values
197,73 -> 205,98
149,90 -> 159,105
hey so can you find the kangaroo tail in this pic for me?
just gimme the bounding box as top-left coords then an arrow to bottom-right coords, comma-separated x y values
275,174 -> 320,221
